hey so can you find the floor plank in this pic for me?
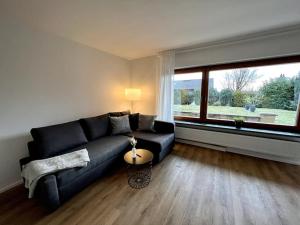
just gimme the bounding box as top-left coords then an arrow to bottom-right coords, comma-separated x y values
0,143 -> 299,225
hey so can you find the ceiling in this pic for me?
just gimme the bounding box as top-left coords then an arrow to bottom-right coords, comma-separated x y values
1,0 -> 300,59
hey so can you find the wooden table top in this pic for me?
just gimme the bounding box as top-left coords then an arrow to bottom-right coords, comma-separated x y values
124,149 -> 153,165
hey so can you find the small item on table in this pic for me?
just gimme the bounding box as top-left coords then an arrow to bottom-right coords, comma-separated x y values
128,136 -> 138,158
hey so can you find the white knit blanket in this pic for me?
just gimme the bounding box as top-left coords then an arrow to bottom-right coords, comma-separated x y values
21,149 -> 90,198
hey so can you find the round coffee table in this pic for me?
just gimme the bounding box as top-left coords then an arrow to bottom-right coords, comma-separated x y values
124,149 -> 153,189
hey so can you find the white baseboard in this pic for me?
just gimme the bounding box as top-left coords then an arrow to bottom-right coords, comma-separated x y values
175,138 -> 300,165
0,180 -> 23,194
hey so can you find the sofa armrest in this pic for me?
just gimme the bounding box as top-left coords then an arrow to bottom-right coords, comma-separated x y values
154,120 -> 175,134
19,156 -> 32,170
19,156 -> 61,210
35,175 -> 61,211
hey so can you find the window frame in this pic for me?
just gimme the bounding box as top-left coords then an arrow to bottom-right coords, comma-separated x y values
174,55 -> 300,132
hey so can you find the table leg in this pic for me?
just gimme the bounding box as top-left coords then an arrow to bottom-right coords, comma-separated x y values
127,161 -> 152,189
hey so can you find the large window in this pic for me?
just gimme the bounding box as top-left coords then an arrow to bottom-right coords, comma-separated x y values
174,56 -> 300,132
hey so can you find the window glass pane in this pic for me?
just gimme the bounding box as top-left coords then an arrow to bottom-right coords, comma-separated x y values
173,72 -> 202,118
207,63 -> 300,126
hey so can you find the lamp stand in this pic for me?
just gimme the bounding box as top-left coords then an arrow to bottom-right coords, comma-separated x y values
131,101 -> 134,113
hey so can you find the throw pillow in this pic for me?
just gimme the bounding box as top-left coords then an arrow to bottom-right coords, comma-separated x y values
110,115 -> 132,135
137,114 -> 157,132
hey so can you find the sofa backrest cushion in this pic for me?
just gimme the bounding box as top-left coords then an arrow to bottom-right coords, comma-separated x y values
30,121 -> 88,158
108,110 -> 130,117
129,113 -> 139,131
79,114 -> 109,141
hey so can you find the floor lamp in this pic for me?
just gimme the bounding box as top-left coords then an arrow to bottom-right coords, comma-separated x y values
125,88 -> 141,113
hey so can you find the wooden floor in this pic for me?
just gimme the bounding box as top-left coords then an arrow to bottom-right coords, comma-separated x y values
1,143 -> 300,225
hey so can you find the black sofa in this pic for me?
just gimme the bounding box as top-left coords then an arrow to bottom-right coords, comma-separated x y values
20,111 -> 175,210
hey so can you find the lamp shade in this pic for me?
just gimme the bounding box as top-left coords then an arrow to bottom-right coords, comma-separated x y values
125,88 -> 141,101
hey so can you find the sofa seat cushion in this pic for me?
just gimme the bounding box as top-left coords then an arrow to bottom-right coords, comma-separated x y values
56,135 -> 129,187
86,135 -> 129,166
126,131 -> 175,153
30,121 -> 88,159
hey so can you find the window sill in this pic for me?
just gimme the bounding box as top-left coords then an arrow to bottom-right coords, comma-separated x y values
175,121 -> 300,142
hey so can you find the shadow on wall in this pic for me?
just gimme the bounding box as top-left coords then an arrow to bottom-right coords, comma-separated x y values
0,133 -> 32,190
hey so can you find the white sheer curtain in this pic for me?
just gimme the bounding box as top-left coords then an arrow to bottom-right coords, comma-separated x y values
156,50 -> 175,121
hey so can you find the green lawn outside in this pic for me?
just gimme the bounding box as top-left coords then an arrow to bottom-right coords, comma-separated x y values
173,104 -> 297,125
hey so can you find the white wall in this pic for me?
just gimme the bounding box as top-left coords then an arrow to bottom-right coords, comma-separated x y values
176,29 -> 300,68
130,56 -> 157,114
176,127 -> 300,165
0,21 -> 130,191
